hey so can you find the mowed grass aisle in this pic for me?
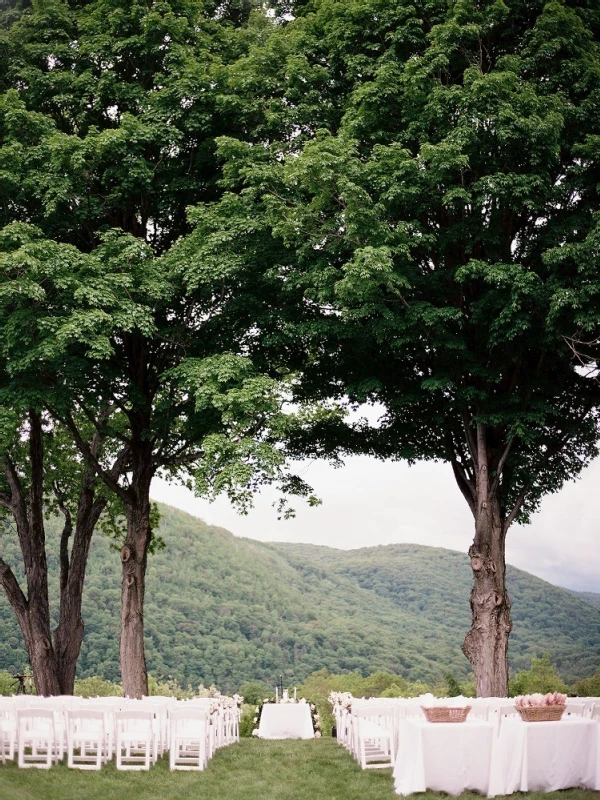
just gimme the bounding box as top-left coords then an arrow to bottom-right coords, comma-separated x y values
0,739 -> 597,800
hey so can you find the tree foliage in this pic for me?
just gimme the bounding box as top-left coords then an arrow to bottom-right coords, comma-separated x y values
0,0 -> 322,696
186,0 -> 600,695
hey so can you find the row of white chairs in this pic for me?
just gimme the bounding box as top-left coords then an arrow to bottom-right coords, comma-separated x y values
332,695 -> 600,771
0,694 -> 241,770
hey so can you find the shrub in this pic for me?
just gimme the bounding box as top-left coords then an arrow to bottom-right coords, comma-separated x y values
572,671 -> 600,697
509,654 -> 568,697
0,670 -> 17,696
238,681 -> 270,706
239,704 -> 258,737
73,676 -> 123,697
147,675 -> 195,699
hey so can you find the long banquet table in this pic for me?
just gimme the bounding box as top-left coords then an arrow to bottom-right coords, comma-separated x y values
257,703 -> 314,740
392,711 -> 600,797
488,715 -> 599,795
394,718 -> 494,796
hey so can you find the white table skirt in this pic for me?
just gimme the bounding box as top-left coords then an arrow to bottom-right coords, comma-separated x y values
394,718 -> 494,796
257,704 -> 314,740
488,716 -> 599,796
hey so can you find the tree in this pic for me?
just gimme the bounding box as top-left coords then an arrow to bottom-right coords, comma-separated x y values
0,224 -> 136,695
0,407 -> 122,696
0,0 -> 318,697
188,0 -> 600,695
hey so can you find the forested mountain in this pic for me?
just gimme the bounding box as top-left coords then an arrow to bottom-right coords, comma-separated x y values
1,505 -> 598,692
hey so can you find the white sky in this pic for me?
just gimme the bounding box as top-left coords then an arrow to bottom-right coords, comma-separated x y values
151,454 -> 600,594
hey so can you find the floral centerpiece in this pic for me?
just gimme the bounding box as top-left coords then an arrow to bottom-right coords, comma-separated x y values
328,691 -> 354,710
209,692 -> 244,713
514,692 -> 567,722
252,697 -> 321,737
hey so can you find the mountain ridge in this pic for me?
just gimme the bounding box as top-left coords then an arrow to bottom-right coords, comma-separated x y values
1,504 -> 598,692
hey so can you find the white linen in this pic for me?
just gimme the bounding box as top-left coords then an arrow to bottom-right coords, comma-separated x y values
488,716 -> 599,796
257,704 -> 314,740
394,718 -> 494,796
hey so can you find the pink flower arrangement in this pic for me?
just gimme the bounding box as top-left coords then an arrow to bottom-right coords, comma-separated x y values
514,692 -> 567,709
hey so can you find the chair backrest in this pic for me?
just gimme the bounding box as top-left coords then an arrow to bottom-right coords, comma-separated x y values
468,704 -> 489,721
171,708 -> 208,720
17,708 -> 56,731
354,706 -> 395,725
67,709 -> 106,722
115,709 -> 154,731
67,708 -> 107,733
499,704 -> 518,718
566,701 -> 585,717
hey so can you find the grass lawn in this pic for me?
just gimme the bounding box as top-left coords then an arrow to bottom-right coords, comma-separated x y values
0,738 -> 598,800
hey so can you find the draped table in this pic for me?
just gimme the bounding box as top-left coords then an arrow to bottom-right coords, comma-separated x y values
394,718 -> 495,796
488,715 -> 599,795
257,704 -> 314,740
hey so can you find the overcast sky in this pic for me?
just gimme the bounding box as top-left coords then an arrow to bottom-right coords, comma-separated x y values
151,453 -> 600,594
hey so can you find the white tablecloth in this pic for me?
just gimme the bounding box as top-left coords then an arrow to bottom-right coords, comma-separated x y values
488,716 -> 599,796
394,718 -> 494,796
257,704 -> 314,740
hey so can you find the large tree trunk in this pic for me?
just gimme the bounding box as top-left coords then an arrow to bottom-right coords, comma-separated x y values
25,587 -> 61,697
119,460 -> 153,698
53,481 -> 107,694
0,556 -> 61,697
461,425 -> 512,696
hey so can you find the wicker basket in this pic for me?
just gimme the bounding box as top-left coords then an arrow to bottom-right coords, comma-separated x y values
517,705 -> 566,722
421,706 -> 471,723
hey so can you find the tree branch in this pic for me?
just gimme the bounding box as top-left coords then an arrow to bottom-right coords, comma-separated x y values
0,557 -> 28,617
52,408 -> 132,504
161,447 -> 205,468
461,411 -> 478,465
54,481 -> 73,594
490,436 -> 514,497
451,458 -> 476,515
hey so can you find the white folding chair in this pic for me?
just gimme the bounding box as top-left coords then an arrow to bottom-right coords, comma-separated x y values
0,700 -> 16,763
67,708 -> 110,770
17,708 -> 59,768
115,709 -> 156,770
140,699 -> 168,755
169,708 -> 209,770
565,701 -> 585,717
353,706 -> 395,770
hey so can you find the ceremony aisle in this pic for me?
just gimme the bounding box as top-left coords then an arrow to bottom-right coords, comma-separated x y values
0,738 -> 597,800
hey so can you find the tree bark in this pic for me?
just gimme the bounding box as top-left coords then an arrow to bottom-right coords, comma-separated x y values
461,424 -> 512,697
119,459 -> 154,698
53,477 -> 107,694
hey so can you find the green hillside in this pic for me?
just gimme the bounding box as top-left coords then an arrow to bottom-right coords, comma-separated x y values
571,591 -> 600,610
1,504 -> 599,691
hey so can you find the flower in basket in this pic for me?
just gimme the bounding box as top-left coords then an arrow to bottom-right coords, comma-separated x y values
515,692 -> 567,710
